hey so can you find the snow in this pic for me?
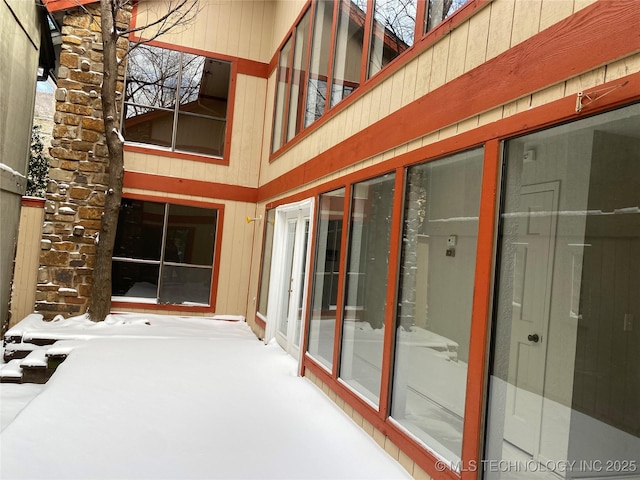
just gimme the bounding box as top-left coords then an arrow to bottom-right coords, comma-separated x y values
1,314 -> 410,479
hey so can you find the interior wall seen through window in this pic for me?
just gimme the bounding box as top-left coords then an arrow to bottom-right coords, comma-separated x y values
308,188 -> 345,370
391,148 -> 483,465
485,103 -> 640,479
339,173 -> 395,405
112,199 -> 218,306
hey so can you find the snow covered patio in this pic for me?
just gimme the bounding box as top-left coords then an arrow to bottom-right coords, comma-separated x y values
1,314 -> 411,479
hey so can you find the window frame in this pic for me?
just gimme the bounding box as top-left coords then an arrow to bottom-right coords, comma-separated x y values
122,41 -> 235,163
269,0 -> 476,157
111,193 -> 225,313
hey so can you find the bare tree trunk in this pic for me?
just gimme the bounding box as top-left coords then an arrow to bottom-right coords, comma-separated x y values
87,0 -> 124,321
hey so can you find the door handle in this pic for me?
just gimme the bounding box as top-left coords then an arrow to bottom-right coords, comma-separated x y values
528,333 -> 540,343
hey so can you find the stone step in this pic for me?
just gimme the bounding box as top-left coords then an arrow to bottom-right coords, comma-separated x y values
0,360 -> 24,383
20,349 -> 52,384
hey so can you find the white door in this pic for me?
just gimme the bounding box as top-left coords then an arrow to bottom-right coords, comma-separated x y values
265,200 -> 314,363
504,181 -> 559,457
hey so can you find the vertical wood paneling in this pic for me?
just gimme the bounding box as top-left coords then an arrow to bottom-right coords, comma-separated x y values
539,0 -> 574,31
605,52 -> 640,82
464,5 -> 491,72
486,0 -> 515,61
388,67 -> 406,114
215,2 -> 232,54
430,34 -> 450,90
10,204 -> 44,326
368,84 -> 383,124
565,66 -> 606,96
414,48 -> 434,99
445,20 -> 469,82
511,0 -> 542,47
531,83 -> 565,108
401,59 -> 418,108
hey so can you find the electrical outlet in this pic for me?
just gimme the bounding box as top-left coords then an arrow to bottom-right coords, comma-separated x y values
447,235 -> 457,247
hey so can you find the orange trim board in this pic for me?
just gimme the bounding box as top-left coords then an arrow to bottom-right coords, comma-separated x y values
129,36 -> 269,78
43,0 -> 96,12
21,197 -> 46,208
268,0 -> 489,161
262,0 -> 640,192
124,171 -> 258,203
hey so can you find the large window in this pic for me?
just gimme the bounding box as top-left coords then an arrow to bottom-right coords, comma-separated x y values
123,44 -> 231,157
391,149 -> 483,465
112,199 -> 218,306
486,104 -> 640,478
340,173 -> 395,405
308,188 -> 345,369
272,0 -> 471,152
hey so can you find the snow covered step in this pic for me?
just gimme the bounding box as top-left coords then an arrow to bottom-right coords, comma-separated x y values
20,349 -> 52,384
0,360 -> 24,383
3,342 -> 40,362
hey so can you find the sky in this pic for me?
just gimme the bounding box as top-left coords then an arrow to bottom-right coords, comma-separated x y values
0,314 -> 411,480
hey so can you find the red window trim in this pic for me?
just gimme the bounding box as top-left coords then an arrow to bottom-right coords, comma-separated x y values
268,0 -> 490,161
110,192 -> 225,314
122,40 -> 240,165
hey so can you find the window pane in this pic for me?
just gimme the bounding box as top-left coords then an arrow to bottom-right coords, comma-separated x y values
258,209 -> 276,316
340,174 -> 395,405
287,9 -> 311,142
114,199 -> 165,261
305,0 -> 334,127
159,265 -> 212,305
175,113 -> 226,156
123,105 -> 174,148
179,56 -> 230,119
272,37 -> 292,152
125,44 -> 180,110
308,188 -> 345,370
392,149 -> 483,464
425,0 -> 468,33
330,0 -> 366,107
485,104 -> 640,478
124,44 -> 231,157
164,203 -> 217,266
368,0 -> 416,78
112,261 -> 159,299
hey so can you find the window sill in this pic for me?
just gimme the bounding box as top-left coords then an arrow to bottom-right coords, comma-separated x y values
124,143 -> 229,166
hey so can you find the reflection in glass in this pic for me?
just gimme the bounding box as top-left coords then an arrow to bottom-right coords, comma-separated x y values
369,0 -> 416,78
272,37 -> 292,152
425,0 -> 469,33
392,149 -> 483,464
112,261 -> 159,299
112,199 -> 218,306
123,43 -> 230,156
258,209 -> 276,316
308,188 -> 345,370
340,174 -> 395,405
486,103 -> 640,479
305,0 -> 333,127
165,204 -> 217,266
331,0 -> 366,107
287,10 -> 311,142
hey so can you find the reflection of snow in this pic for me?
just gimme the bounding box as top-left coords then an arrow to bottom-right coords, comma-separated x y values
486,377 -> 640,480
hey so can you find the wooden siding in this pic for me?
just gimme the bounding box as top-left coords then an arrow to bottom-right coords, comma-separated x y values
10,200 -> 45,327
133,0 -> 275,63
120,188 -> 256,317
261,0 -> 602,187
124,73 -> 267,188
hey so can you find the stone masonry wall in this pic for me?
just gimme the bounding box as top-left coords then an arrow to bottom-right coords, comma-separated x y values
36,5 -> 130,320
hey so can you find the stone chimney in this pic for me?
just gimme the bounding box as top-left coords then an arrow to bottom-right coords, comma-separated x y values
36,5 -> 130,320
